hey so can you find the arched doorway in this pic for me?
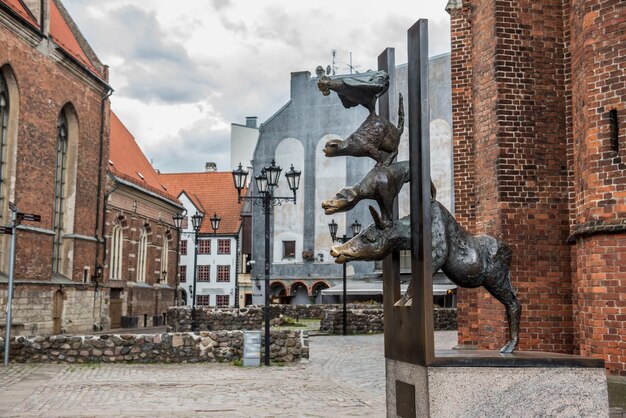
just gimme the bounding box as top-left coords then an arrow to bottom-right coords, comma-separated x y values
52,290 -> 64,334
290,282 -> 310,305
270,282 -> 288,304
312,282 -> 330,304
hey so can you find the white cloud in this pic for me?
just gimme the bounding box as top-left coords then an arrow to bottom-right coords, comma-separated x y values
64,0 -> 451,172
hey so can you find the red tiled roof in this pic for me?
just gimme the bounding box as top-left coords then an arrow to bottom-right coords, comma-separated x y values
1,0 -> 38,26
48,0 -> 100,75
109,111 -> 179,205
0,0 -> 104,78
159,172 -> 245,236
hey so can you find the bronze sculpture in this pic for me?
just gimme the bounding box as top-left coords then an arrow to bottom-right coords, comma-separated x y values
329,203 -> 521,353
323,94 -> 404,167
318,70 -> 390,115
322,160 -> 436,227
318,69 -> 522,353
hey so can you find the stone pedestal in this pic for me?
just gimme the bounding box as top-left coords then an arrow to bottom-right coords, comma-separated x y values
386,351 -> 609,417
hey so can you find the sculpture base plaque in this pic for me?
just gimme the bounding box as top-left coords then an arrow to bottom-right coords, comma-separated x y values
386,351 -> 608,418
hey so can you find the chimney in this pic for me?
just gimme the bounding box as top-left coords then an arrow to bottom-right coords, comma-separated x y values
245,117 -> 257,129
205,162 -> 217,172
40,0 -> 50,37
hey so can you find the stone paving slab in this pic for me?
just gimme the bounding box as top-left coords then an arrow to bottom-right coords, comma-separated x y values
0,332 -> 457,417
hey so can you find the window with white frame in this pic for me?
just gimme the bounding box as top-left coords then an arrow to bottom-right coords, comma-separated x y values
161,235 -> 169,277
197,295 -> 210,306
179,265 -> 187,283
136,227 -> 148,282
198,239 -> 210,254
0,66 -> 18,272
216,295 -> 229,308
218,239 -> 230,254
52,111 -> 69,274
0,72 -> 9,221
180,239 -> 188,255
197,265 -> 210,282
109,223 -> 123,279
217,265 -> 230,282
283,241 -> 296,259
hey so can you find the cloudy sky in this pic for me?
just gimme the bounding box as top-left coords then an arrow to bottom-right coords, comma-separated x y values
64,0 -> 452,173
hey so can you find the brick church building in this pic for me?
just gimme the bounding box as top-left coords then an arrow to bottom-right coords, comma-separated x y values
447,0 -> 626,374
0,0 -> 112,334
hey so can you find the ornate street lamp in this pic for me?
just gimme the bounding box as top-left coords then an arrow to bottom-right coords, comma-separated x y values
232,163 -> 248,195
328,219 -> 362,335
190,211 -> 204,332
172,211 -> 187,307
210,213 -> 221,234
232,160 -> 302,366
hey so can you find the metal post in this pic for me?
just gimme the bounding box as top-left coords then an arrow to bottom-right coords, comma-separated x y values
408,19 -> 434,364
175,227 -> 181,307
342,234 -> 347,336
191,229 -> 199,332
234,236 -> 240,308
3,208 -> 17,366
263,192 -> 271,366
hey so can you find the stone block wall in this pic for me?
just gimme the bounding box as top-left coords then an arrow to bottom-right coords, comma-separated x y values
0,286 -> 109,336
320,308 -> 384,334
0,330 -> 308,364
269,303 -> 380,320
168,306 -> 263,331
320,307 -> 457,334
433,308 -> 458,331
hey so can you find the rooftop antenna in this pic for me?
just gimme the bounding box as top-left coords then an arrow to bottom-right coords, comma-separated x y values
331,49 -> 337,75
346,52 -> 361,74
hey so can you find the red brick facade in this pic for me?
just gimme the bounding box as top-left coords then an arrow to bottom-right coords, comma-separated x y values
0,0 -> 111,334
104,112 -> 182,328
449,0 -> 626,374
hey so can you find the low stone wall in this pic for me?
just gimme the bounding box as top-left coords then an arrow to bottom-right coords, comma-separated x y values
433,308 -> 458,331
0,330 -> 308,364
167,306 -> 263,332
320,307 -> 457,334
269,303 -> 381,320
167,304 -> 381,331
320,308 -> 384,334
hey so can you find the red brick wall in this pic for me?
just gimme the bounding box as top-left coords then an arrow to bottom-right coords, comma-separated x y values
450,0 -> 574,352
104,185 -> 181,322
0,19 -> 108,281
449,2 -> 479,347
568,0 -> 626,375
574,236 -> 626,375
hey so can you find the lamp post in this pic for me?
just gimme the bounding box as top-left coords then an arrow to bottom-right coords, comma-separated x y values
190,211 -> 204,332
328,218 -> 362,335
232,160 -> 301,366
172,211 -> 186,306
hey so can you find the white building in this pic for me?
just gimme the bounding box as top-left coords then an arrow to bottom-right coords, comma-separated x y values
160,171 -> 244,308
230,117 -> 260,176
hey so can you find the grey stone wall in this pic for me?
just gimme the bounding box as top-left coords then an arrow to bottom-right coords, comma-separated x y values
320,308 -> 384,334
433,308 -> 458,331
320,307 -> 457,334
167,306 -> 263,332
269,303 -> 382,320
1,330 -> 308,364
166,305 -> 456,335
0,286 -> 109,336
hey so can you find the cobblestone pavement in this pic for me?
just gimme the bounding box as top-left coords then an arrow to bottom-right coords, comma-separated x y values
0,331 -> 457,417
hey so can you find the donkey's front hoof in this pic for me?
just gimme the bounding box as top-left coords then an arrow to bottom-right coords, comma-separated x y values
499,340 -> 517,354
